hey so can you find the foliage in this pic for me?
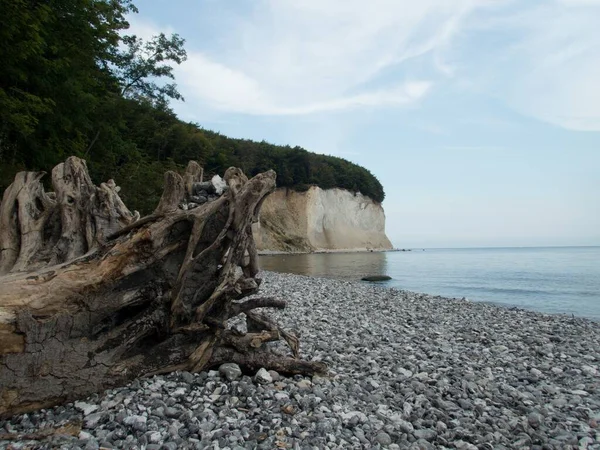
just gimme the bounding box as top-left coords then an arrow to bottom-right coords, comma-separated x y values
0,0 -> 385,215
115,33 -> 187,105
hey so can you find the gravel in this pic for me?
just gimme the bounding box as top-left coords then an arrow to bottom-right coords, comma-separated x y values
2,271 -> 599,449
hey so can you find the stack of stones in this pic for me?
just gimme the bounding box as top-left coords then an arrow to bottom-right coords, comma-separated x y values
181,175 -> 228,210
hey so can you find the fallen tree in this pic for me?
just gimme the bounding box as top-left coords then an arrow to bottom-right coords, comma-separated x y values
0,156 -> 326,419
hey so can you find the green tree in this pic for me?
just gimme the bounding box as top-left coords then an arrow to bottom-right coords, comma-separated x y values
115,33 -> 187,105
0,0 -> 385,208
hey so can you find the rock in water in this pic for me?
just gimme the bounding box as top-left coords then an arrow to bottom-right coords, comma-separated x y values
361,275 -> 392,282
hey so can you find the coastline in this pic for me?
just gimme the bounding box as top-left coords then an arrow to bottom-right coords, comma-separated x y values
258,247 -> 398,255
2,271 -> 598,449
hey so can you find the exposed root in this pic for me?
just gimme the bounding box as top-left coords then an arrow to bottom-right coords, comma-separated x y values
0,158 -> 326,418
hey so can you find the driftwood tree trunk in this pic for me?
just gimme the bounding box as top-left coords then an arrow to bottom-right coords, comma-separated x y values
0,157 -> 325,419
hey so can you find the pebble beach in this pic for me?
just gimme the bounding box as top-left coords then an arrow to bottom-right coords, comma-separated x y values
1,271 -> 599,450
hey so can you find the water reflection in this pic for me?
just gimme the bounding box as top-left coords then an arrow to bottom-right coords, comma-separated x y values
259,252 -> 389,281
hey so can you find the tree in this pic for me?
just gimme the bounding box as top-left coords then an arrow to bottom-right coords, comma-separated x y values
115,33 -> 187,105
0,0 -> 386,209
0,0 -> 187,192
0,0 -> 137,168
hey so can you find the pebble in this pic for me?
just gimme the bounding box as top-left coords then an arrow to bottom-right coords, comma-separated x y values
376,431 -> 392,445
254,367 -> 273,384
219,363 -> 242,381
1,271 -> 599,449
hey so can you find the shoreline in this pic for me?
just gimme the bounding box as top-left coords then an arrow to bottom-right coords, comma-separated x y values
258,247 -> 398,256
2,271 -> 599,449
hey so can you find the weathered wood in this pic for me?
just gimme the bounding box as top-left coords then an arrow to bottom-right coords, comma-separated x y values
0,157 -> 326,419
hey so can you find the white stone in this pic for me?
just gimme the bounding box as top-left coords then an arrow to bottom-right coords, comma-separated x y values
491,345 -> 508,353
123,415 -> 147,430
254,367 -> 273,384
454,441 -> 479,450
571,389 -> 589,396
219,363 -> 242,381
84,412 -> 104,428
392,416 -> 414,433
340,411 -> 368,424
530,368 -> 543,377
396,367 -> 413,378
74,401 -> 99,416
172,387 -> 186,397
78,431 -> 92,440
297,379 -> 312,390
149,431 -> 162,443
582,365 -> 597,376
211,175 -> 227,195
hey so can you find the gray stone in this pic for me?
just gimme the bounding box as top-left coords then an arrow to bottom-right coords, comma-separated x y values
84,412 -> 105,428
268,370 -> 281,382
296,379 -> 312,390
4,271 -> 600,450
530,368 -> 543,378
219,363 -> 243,381
123,415 -> 147,431
393,418 -> 414,434
527,411 -> 543,428
180,371 -> 195,384
84,439 -> 100,450
148,431 -> 162,443
164,407 -> 180,418
376,431 -> 392,445
413,428 -> 436,441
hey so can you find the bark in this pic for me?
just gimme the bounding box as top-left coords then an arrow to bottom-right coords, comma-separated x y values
0,157 -> 326,419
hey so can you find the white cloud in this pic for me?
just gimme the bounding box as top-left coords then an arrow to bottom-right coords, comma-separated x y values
177,51 -> 431,115
129,1 -> 600,130
125,16 -> 174,41
167,0 -> 484,115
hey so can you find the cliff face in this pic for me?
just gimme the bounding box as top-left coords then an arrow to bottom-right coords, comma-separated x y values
252,187 -> 393,252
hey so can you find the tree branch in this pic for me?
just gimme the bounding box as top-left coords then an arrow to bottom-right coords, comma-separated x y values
229,297 -> 286,318
209,347 -> 327,376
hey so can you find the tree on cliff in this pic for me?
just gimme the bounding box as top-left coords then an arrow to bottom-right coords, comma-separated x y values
0,0 -> 186,185
0,0 -> 385,213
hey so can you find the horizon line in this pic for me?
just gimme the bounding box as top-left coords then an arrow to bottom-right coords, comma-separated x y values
399,245 -> 600,250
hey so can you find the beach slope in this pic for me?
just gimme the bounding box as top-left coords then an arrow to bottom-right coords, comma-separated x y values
1,272 -> 598,448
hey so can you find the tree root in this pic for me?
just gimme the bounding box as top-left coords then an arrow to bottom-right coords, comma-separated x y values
0,157 -> 326,418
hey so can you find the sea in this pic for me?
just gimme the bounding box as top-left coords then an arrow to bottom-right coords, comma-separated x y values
259,246 -> 600,321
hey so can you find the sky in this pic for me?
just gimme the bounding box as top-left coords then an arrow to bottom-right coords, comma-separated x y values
130,0 -> 600,248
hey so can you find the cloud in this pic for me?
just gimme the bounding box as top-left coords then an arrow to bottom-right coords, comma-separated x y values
177,51 -> 431,115
130,1 -> 600,130
464,1 -> 600,131
165,0 -> 484,115
125,16 -> 174,41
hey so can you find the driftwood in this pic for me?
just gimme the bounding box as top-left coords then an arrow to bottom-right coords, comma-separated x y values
0,157 -> 325,419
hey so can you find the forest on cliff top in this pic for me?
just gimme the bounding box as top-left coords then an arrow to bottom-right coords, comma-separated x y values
0,0 -> 385,214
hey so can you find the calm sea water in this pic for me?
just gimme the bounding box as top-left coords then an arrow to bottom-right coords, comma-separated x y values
259,246 -> 600,320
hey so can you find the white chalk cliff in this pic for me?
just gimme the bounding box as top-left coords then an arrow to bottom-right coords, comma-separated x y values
252,187 -> 392,252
